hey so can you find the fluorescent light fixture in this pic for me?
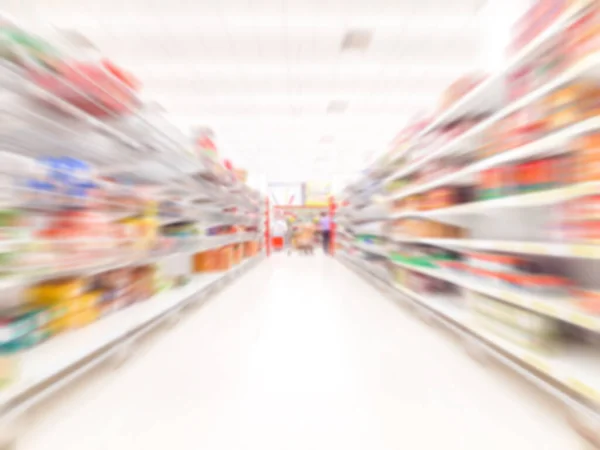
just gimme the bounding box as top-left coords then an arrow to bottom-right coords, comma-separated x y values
327,100 -> 348,114
341,29 -> 373,52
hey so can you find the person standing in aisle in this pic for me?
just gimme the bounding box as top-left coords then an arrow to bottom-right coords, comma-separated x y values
318,211 -> 332,255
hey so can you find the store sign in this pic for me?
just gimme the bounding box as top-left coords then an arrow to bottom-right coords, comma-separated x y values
304,181 -> 331,206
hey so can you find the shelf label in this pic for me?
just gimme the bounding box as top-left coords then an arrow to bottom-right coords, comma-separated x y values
520,243 -> 546,254
501,291 -> 525,306
566,378 -> 600,403
522,355 -> 550,374
531,301 -> 557,315
569,312 -> 598,330
570,245 -> 600,259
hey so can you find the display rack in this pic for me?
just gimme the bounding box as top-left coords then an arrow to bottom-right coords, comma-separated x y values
0,14 -> 266,447
336,0 -> 600,445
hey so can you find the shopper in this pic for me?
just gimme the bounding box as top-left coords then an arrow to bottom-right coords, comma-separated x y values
318,212 -> 332,254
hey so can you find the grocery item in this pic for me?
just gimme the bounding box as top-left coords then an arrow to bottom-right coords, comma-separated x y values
499,273 -> 572,296
0,305 -> 53,344
0,328 -> 51,353
572,133 -> 600,182
27,277 -> 87,304
243,241 -> 259,258
129,265 -> 157,302
232,244 -> 243,265
193,246 -> 233,272
574,288 -> 600,313
439,74 -> 486,111
468,291 -> 559,352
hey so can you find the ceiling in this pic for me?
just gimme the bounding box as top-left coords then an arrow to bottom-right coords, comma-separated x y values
4,0 -> 527,186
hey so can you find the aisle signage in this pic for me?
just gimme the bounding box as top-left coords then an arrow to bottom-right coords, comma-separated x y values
305,181 -> 332,206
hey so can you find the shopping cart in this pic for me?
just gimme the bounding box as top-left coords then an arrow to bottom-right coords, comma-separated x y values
289,224 -> 314,255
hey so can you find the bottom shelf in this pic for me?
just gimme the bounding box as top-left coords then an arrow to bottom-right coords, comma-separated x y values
338,255 -> 600,422
0,255 -> 263,417
394,283 -> 600,406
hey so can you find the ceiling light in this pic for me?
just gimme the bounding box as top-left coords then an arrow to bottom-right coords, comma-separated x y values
320,136 -> 335,144
341,29 -> 373,52
327,101 -> 348,114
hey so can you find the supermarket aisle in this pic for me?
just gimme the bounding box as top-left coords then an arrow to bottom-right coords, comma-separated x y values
23,255 -> 578,449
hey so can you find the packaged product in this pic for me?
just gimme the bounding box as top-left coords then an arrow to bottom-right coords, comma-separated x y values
438,74 -> 486,111
0,327 -> 51,353
570,220 -> 600,242
479,167 -> 511,199
129,265 -> 157,302
0,306 -> 52,344
467,291 -> 559,352
573,288 -> 600,313
66,291 -> 103,315
511,0 -> 567,55
59,307 -> 100,329
0,354 -> 18,388
0,22 -> 58,67
499,273 -> 571,296
243,241 -> 259,258
232,244 -> 243,265
571,133 -> 600,182
27,277 -> 87,304
193,246 -> 233,272
565,6 -> 600,63
545,82 -> 600,129
515,158 -> 561,192
465,252 -> 532,274
31,57 -> 138,117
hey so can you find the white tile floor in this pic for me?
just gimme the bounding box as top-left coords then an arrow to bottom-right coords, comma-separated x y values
22,254 -> 581,449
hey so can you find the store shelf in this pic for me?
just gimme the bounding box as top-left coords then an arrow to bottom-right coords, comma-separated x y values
418,3 -> 584,138
0,233 -> 260,290
390,181 -> 600,221
390,281 -> 600,407
386,38 -> 600,185
389,258 -> 600,332
387,116 -> 600,202
390,237 -> 600,259
353,241 -> 388,257
0,254 -> 263,418
337,253 -> 390,285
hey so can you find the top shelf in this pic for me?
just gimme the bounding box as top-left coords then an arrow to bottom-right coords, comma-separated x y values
379,1 -> 593,177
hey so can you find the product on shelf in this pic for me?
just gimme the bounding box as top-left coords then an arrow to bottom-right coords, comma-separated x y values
391,219 -> 468,239
509,0 -> 568,56
572,133 -> 600,182
574,288 -> 600,312
193,246 -> 233,272
0,22 -> 58,67
478,156 -> 568,199
389,245 -> 458,268
243,241 -> 259,258
438,74 -> 486,112
467,290 -> 560,352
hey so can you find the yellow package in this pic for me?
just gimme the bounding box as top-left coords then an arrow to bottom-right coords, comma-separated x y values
70,291 -> 102,314
27,278 -> 86,305
64,308 -> 100,329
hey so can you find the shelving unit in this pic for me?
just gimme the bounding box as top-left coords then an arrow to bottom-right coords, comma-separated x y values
0,13 -> 267,446
336,0 -> 600,445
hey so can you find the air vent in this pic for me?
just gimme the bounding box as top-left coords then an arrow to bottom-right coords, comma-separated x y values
341,29 -> 373,52
327,100 -> 348,114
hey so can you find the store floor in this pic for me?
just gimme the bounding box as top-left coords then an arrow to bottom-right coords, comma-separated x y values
23,254 -> 580,449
